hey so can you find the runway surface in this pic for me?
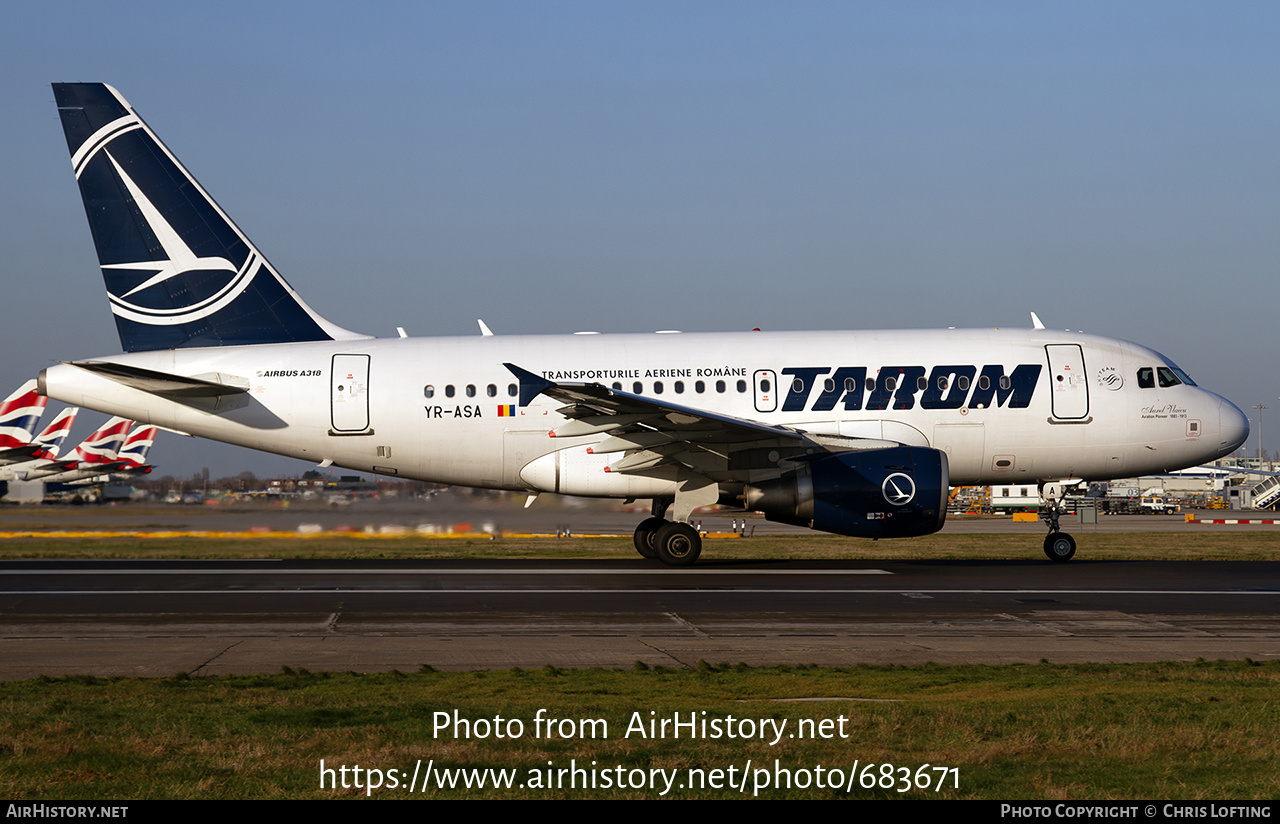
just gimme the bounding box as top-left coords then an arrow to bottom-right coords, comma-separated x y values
0,497 -> 1267,535
2,557 -> 1277,678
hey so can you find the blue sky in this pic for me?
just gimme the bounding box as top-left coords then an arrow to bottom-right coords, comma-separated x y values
2,2 -> 1277,478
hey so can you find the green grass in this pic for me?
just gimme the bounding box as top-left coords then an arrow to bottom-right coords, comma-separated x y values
1,661 -> 1277,799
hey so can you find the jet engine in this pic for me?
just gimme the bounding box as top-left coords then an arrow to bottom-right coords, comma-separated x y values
731,445 -> 948,539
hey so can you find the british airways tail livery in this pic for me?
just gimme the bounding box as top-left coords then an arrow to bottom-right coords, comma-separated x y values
0,407 -> 81,482
5,416 -> 131,483
0,381 -> 48,455
113,424 -> 158,471
35,421 -> 153,486
30,407 -> 78,461
38,83 -> 1250,565
0,406 -> 78,474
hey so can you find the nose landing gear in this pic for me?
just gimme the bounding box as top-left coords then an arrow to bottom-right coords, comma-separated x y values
1040,482 -> 1079,562
1043,530 -> 1077,562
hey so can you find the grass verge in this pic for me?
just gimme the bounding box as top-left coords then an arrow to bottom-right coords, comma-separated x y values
1,661 -> 1277,799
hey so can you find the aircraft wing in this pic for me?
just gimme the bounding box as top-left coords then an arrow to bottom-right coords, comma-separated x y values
505,363 -> 898,478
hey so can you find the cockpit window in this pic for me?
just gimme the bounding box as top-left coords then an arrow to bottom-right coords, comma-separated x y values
1138,364 -> 1197,390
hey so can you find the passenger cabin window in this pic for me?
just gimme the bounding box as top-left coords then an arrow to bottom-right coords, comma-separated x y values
737,380 -> 747,392
716,380 -> 726,393
486,384 -> 497,397
445,385 -> 455,398
424,385 -> 435,399
633,381 -> 643,394
507,383 -> 518,397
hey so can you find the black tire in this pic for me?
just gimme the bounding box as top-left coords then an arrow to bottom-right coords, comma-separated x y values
633,517 -> 665,559
1043,532 -> 1076,562
654,521 -> 702,567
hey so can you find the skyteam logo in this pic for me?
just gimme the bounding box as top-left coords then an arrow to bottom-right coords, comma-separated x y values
71,114 -> 261,328
1096,367 -> 1123,391
881,473 -> 917,506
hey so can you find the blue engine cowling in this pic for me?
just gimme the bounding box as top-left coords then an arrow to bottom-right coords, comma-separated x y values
739,445 -> 949,539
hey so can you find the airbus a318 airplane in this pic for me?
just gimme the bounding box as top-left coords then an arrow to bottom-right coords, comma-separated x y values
38,83 -> 1249,565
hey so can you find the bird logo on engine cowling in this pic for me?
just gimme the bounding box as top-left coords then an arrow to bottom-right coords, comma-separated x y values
881,473 -> 916,506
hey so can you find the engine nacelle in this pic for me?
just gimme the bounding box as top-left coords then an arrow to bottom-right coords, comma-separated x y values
733,445 -> 948,539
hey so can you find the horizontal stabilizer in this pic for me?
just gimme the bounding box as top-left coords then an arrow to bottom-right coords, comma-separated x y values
62,361 -> 249,399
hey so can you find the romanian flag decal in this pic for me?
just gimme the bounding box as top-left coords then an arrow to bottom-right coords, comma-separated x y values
497,405 -> 516,417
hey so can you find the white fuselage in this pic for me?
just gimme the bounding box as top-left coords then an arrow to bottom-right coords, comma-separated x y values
0,457 -> 61,483
39,326 -> 1248,498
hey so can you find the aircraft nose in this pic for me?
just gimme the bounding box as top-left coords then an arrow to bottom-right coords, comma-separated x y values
1215,397 -> 1249,458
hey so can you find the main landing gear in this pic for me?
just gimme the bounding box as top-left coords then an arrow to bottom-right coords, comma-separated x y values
633,497 -> 702,567
1040,483 -> 1077,562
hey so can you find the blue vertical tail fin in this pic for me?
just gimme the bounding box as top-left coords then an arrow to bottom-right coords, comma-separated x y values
52,83 -> 370,352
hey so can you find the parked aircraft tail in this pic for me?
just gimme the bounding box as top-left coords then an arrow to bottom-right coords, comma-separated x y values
64,417 -> 132,465
52,83 -> 369,352
114,425 -> 158,469
0,381 -> 48,449
30,407 -> 78,460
